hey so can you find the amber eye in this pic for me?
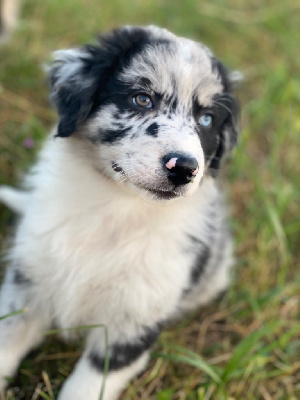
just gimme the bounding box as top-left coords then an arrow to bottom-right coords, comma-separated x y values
132,94 -> 153,109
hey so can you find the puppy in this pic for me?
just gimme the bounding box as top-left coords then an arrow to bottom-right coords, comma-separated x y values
0,26 -> 240,400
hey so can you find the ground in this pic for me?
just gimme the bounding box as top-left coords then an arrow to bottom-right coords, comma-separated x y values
0,0 -> 299,399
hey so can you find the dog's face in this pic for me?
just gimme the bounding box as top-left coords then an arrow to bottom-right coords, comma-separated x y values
49,26 -> 240,201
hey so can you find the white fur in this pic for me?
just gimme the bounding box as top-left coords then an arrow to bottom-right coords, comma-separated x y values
0,186 -> 28,213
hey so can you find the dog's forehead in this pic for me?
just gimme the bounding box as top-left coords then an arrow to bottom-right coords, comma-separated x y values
118,36 -> 223,107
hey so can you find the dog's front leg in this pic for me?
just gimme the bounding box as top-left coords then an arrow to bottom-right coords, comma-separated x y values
0,267 -> 49,391
58,349 -> 149,400
58,324 -> 161,400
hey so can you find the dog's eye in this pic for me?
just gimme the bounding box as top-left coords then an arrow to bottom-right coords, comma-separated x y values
132,94 -> 153,109
199,114 -> 213,128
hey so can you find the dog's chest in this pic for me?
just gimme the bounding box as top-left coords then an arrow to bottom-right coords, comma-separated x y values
64,204 -> 192,288
21,197 -> 197,327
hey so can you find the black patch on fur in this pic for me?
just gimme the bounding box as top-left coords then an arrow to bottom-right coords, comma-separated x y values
211,58 -> 232,93
190,244 -> 211,284
137,77 -> 153,91
194,90 -> 239,177
209,133 -> 224,175
168,96 -> 178,114
49,27 -> 169,137
162,94 -> 178,119
89,325 -> 162,372
192,57 -> 240,177
145,122 -> 159,137
187,226 -> 230,294
101,126 -> 131,143
13,270 -> 32,285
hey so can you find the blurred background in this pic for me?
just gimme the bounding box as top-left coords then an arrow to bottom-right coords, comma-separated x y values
0,1 -> 299,399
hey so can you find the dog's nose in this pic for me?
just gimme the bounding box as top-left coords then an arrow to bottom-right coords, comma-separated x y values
163,153 -> 199,186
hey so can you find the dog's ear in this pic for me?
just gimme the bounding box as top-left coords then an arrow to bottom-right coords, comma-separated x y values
209,59 -> 241,175
48,27 -> 151,138
48,49 -> 96,137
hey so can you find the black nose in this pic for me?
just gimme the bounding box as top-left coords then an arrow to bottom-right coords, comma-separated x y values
163,152 -> 199,186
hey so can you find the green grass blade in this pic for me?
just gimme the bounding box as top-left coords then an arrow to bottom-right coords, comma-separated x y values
42,324 -> 107,336
259,323 -> 300,355
154,346 -> 222,384
221,321 -> 282,381
37,391 -> 53,400
0,308 -> 28,321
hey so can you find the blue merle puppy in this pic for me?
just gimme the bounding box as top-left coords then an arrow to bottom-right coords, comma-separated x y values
0,25 -> 240,399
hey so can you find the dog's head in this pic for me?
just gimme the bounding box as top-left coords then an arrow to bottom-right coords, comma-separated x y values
49,26 -> 240,201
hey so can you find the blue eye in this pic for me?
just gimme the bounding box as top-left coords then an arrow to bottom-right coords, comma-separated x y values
199,114 -> 213,128
132,94 -> 153,109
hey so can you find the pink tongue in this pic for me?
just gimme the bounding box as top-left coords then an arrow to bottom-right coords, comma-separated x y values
165,157 -> 178,170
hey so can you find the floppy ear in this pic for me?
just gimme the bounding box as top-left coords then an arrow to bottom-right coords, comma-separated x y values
209,59 -> 241,175
48,48 -> 97,137
48,27 -> 151,137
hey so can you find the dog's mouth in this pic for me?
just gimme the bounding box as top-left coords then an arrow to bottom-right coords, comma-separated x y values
143,187 -> 178,200
112,162 -> 181,200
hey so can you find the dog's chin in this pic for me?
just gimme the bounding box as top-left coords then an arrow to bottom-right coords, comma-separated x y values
142,188 -> 179,201
130,184 -> 196,203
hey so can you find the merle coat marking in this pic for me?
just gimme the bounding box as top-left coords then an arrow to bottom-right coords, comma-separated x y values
0,26 -> 240,400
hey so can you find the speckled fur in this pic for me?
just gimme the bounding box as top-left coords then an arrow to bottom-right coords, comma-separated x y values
0,26 -> 240,400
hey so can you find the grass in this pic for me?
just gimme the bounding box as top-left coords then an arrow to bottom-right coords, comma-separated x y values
0,0 -> 299,399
